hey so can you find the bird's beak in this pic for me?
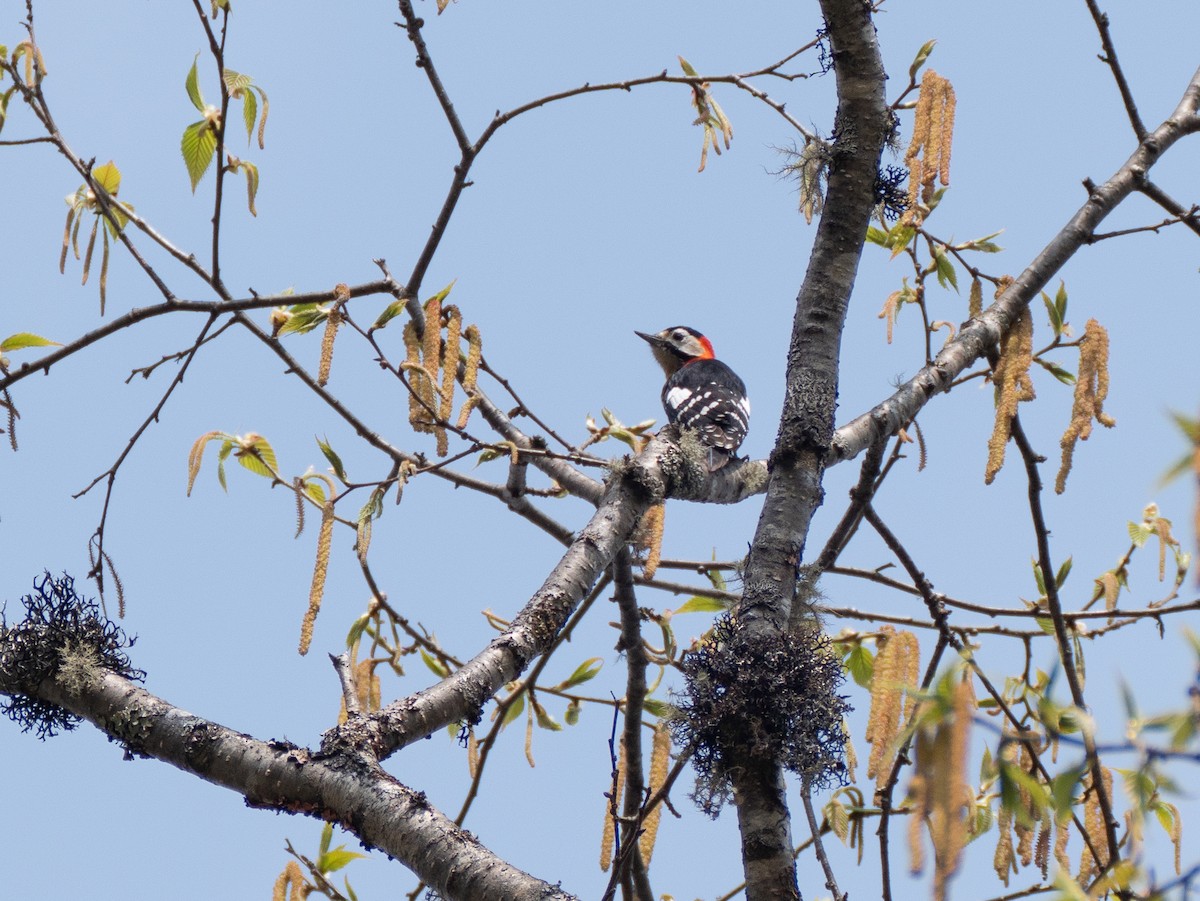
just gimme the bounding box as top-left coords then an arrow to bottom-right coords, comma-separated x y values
634,330 -> 662,347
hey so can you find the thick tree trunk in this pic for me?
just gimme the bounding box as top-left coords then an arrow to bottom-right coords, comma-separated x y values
730,1 -> 890,898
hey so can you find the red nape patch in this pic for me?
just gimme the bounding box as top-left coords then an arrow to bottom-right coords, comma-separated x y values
697,335 -> 715,359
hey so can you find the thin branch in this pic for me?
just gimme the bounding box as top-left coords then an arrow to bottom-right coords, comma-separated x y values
0,281 -> 394,393
1082,0 -> 1147,139
861,504 -> 1111,883
610,548 -> 654,901
126,318 -> 238,382
801,781 -> 844,901
477,66 -> 819,155
1085,207 -> 1200,243
1008,414 -> 1122,865
1138,179 -> 1200,240
0,135 -> 54,146
396,0 -> 472,154
75,314 -> 220,598
815,437 -> 887,569
191,0 -> 232,293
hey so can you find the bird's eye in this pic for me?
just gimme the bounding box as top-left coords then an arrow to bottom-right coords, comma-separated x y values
672,330 -> 685,341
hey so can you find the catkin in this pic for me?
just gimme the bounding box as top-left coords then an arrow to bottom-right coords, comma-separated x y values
638,724 -> 671,864
299,502 -> 334,655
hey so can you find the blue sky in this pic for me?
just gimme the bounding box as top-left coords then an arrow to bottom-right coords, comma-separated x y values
2,2 -> 1198,898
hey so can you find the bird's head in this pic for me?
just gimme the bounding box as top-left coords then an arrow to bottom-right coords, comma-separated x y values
634,326 -> 714,376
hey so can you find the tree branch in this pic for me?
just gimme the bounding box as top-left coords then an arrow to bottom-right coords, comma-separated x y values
325,430 -> 734,762
1082,0 -> 1146,139
832,63 -> 1200,463
3,666 -> 574,901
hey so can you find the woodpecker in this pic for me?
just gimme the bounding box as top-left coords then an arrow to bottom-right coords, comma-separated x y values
635,326 -> 750,470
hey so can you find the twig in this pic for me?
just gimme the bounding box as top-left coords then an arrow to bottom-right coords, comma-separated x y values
1085,207 -> 1200,242
815,437 -> 887,569
862,503 -> 1111,886
75,314 -> 220,599
1082,0 -> 1147,139
1138,180 -> 1200,240
1008,414 -> 1122,866
608,548 -> 654,901
191,0 -> 232,294
801,779 -> 844,901
330,652 -> 363,718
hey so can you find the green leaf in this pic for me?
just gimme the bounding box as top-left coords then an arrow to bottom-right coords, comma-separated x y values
1054,281 -> 1068,325
181,120 -> 218,192
1119,679 -> 1139,721
1,332 -> 61,352
962,230 -> 1004,253
420,648 -> 449,678
1160,452 -> 1194,486
1050,763 -> 1086,818
565,700 -> 581,726
887,224 -> 915,257
318,436 -> 347,481
1128,521 -> 1152,546
235,435 -> 278,480
706,567 -> 727,591
426,280 -> 456,308
533,699 -> 562,732
92,160 -> 121,195
1042,290 -> 1062,336
241,87 -> 257,144
908,39 -> 937,80
642,698 -> 674,718
933,248 -> 959,292
1055,556 -> 1072,589
556,657 -> 603,690
240,159 -> 259,216
1169,710 -> 1197,749
372,299 -> 408,330
1031,558 -> 1046,595
865,226 -> 889,246
678,55 -> 699,77
277,306 -> 329,336
222,68 -> 253,93
318,847 -> 366,874
1154,802 -> 1178,835
674,594 -> 731,615
1168,410 -> 1200,444
999,759 -> 1049,827
185,54 -> 205,112
476,447 -> 505,465
501,690 -> 525,727
303,479 -> 327,505
824,796 -> 850,842
979,745 -> 995,782
1034,358 -> 1076,384
845,644 -> 874,688
358,485 -> 385,524
319,822 -> 333,857
345,613 -> 370,649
